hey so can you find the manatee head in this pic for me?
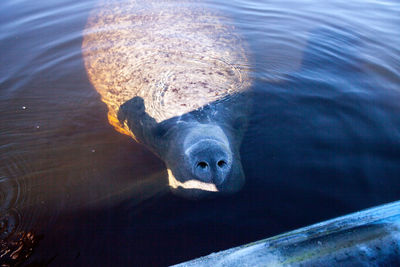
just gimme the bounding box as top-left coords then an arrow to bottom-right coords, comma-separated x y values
116,96 -> 248,199
162,123 -> 245,199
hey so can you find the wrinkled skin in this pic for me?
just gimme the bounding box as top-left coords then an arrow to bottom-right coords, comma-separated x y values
118,95 -> 249,198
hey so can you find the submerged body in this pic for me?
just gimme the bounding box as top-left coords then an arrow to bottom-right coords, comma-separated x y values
82,0 -> 252,197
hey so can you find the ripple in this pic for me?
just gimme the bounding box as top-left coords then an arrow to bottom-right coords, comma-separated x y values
1,1 -> 95,35
0,209 -> 21,240
0,0 -> 400,264
0,177 -> 20,212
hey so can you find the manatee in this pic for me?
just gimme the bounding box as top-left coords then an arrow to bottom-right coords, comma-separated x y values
82,0 -> 252,198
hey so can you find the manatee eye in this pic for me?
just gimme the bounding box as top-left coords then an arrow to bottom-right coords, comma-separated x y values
197,161 -> 208,169
217,160 -> 226,167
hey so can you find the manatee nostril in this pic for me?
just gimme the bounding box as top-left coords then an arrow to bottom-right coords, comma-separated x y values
197,161 -> 208,169
217,160 -> 227,168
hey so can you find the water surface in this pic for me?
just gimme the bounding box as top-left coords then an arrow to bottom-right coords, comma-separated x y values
1,0 -> 400,265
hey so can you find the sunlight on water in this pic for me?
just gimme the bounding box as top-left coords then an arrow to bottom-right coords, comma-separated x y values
0,0 -> 399,265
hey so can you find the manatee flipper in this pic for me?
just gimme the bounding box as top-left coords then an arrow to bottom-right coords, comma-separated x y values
117,97 -> 160,153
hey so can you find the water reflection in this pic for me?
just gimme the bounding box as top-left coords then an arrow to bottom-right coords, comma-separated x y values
1,0 -> 170,264
0,0 -> 400,265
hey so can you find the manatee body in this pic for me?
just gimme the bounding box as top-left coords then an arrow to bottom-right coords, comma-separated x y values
82,0 -> 252,198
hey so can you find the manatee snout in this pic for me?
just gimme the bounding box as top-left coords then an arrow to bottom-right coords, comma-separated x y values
186,139 -> 232,186
166,123 -> 245,198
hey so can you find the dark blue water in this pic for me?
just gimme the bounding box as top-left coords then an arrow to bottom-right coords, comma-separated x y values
1,0 -> 400,265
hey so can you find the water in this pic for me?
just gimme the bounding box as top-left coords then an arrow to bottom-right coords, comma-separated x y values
0,0 -> 399,265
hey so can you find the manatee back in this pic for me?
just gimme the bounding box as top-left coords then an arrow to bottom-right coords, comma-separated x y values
82,0 -> 251,137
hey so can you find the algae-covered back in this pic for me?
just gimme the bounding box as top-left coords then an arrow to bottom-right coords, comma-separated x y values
82,0 -> 251,136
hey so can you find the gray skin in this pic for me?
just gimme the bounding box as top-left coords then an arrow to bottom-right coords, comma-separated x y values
82,0 -> 252,198
118,94 -> 249,198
